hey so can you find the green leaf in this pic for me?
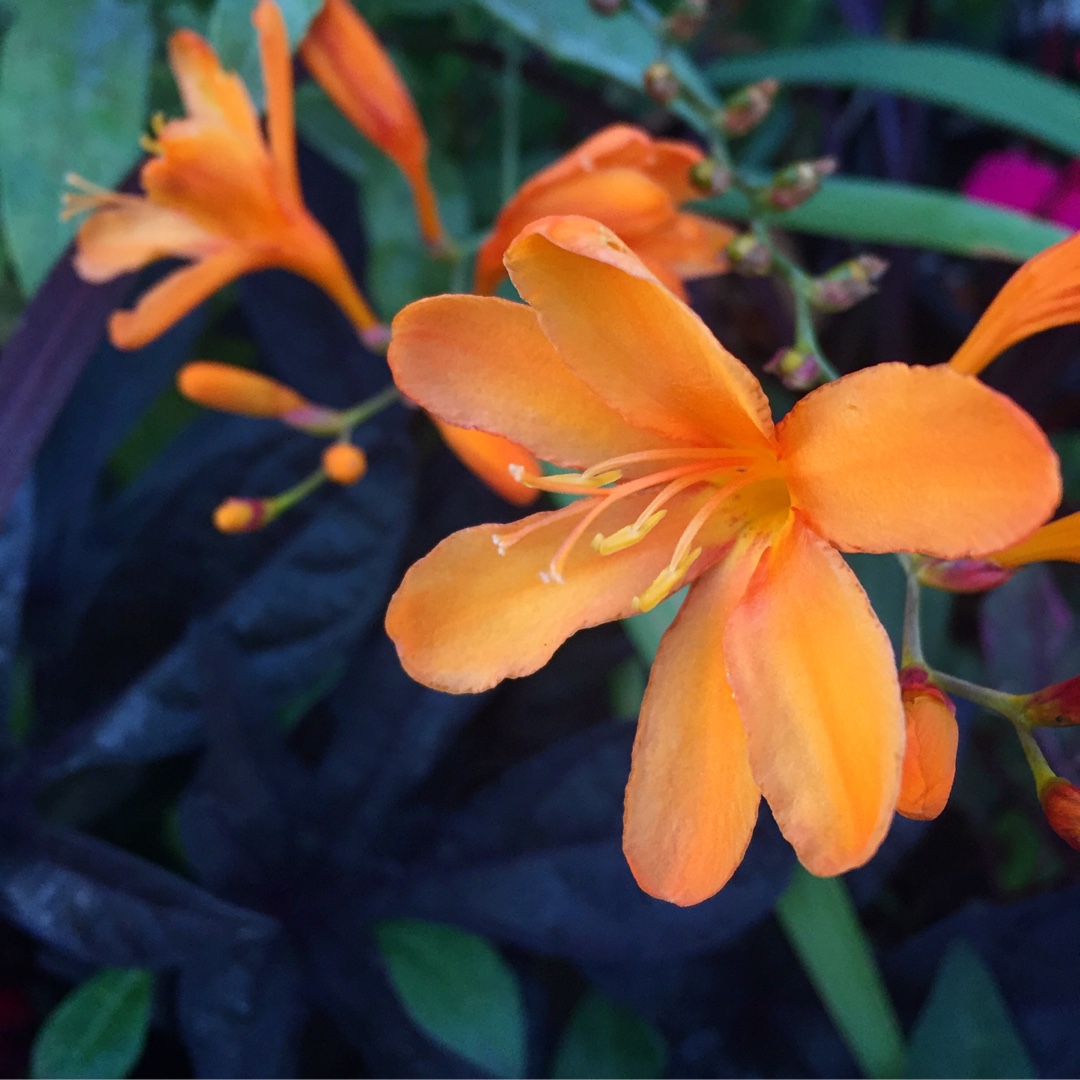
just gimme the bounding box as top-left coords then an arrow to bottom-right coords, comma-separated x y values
696,173 -> 1067,261
776,870 -> 906,1080
710,41 -> 1080,158
30,968 -> 153,1080
472,0 -> 718,121
552,991 -> 666,1080
207,0 -> 322,105
374,918 -> 527,1077
904,941 -> 1036,1079
0,0 -> 152,293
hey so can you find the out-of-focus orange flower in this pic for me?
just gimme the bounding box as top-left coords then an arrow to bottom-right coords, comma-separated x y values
385,214 -> 1060,905
896,666 -> 958,821
473,125 -> 735,298
300,0 -> 446,252
948,231 -> 1080,377
64,0 -> 386,350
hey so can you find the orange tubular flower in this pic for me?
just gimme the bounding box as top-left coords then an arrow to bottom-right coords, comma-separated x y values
64,1 -> 386,351
473,125 -> 735,298
300,0 -> 446,252
385,215 -> 1060,906
896,667 -> 958,822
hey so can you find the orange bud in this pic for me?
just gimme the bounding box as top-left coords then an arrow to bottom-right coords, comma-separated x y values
896,666 -> 959,821
213,497 -> 271,534
1021,675 -> 1080,727
913,555 -> 1015,593
178,362 -> 309,419
1040,778 -> 1080,852
299,0 -> 446,251
322,443 -> 368,485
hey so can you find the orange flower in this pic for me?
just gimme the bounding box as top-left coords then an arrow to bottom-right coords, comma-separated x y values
64,1 -> 386,351
948,230 -> 1080,376
473,125 -> 734,298
385,215 -> 1060,905
299,0 -> 446,252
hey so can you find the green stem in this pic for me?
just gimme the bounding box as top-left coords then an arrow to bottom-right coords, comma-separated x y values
268,467 -> 327,517
500,37 -> 523,205
927,670 -> 1024,722
900,555 -> 923,667
339,384 -> 401,433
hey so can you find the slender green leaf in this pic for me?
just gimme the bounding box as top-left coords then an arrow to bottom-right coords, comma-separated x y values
207,0 -> 322,104
710,41 -> 1080,158
30,968 -> 153,1080
473,0 -> 718,121
374,918 -> 527,1077
552,991 -> 666,1080
776,869 -> 905,1080
904,941 -> 1035,1079
0,0 -> 152,292
696,174 -> 1067,261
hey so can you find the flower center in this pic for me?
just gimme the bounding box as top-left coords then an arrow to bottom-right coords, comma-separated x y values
494,446 -> 779,611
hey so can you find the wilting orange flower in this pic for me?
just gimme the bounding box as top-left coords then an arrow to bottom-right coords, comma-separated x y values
473,125 -> 734,298
948,230 -> 1080,376
300,0 -> 446,252
385,215 -> 1059,905
64,0 -> 385,351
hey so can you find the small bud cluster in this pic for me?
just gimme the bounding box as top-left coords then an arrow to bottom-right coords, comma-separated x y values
809,255 -> 889,313
764,347 -> 825,392
688,158 -> 733,197
665,0 -> 709,41
763,157 -> 837,212
725,233 -> 772,276
717,78 -> 779,137
642,62 -> 680,105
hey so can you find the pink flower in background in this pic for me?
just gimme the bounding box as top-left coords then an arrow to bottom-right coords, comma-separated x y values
963,148 -> 1080,229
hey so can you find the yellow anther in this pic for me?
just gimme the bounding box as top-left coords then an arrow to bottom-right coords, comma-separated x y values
633,547 -> 702,613
591,510 -> 667,555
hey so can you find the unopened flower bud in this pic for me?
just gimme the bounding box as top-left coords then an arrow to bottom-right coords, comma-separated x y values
1040,778 -> 1080,852
897,666 -> 958,821
689,158 -> 733,197
213,497 -> 272,534
764,157 -> 837,211
718,78 -> 780,137
322,443 -> 368,485
665,0 -> 709,41
764,347 -> 825,392
808,254 -> 889,313
725,232 -> 772,276
178,362 -> 309,419
1020,675 -> 1080,728
643,62 -> 679,105
912,555 -> 1015,594
589,0 -> 624,13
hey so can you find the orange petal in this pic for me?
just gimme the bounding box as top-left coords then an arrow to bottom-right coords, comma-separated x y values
389,295 -> 679,468
724,515 -> 903,876
73,199 -> 221,281
505,215 -> 775,451
988,510 -> 1080,568
432,419 -> 539,506
949,232 -> 1080,376
143,126 -> 282,238
779,362 -> 1060,558
385,485 -> 740,694
167,28 -> 263,153
897,683 -> 958,821
252,0 -> 301,206
109,247 -> 257,350
299,0 -> 445,248
623,535 -> 767,906
630,212 -> 734,281
475,168 -> 677,294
